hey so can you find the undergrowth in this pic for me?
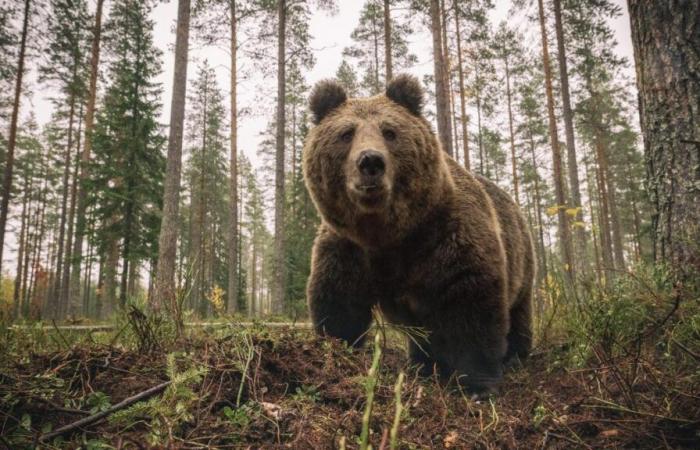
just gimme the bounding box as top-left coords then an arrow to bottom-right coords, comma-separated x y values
0,264 -> 698,448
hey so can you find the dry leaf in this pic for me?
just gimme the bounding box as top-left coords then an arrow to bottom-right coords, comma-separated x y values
444,431 -> 459,448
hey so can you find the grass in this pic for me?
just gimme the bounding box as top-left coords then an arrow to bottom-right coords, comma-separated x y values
0,266 -> 699,448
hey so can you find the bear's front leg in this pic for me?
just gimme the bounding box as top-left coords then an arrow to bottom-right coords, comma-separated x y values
424,271 -> 509,396
307,229 -> 374,347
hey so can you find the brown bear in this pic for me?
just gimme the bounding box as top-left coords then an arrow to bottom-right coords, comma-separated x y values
302,74 -> 535,395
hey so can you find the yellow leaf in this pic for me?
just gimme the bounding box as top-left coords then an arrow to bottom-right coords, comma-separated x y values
565,207 -> 581,217
546,206 -> 560,217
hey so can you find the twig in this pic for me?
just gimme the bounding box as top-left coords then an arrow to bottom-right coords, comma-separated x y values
584,397 -> 696,423
51,320 -> 70,350
545,430 -> 583,446
38,380 -> 172,442
672,338 -> 700,361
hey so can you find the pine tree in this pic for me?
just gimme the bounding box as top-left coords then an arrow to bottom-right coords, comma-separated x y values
565,0 -> 631,274
428,0 -> 453,155
336,59 -> 360,98
88,0 -> 165,308
69,0 -> 105,316
552,0 -> 587,270
153,0 -> 191,318
184,61 -> 228,316
0,0 -> 31,288
343,0 -> 416,95
493,22 -> 526,204
536,0 -> 574,278
39,0 -> 91,317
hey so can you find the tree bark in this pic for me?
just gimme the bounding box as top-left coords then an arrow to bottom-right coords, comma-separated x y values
272,0 -> 287,315
536,0 -> 574,277
63,106 -> 84,317
227,0 -> 239,313
552,0 -> 587,270
52,90 -> 77,318
504,56 -> 519,205
0,0 -> 31,288
453,3 -> 469,170
628,0 -> 700,279
153,0 -> 191,314
12,173 -> 31,319
429,0 -> 453,156
69,0 -> 104,316
383,0 -> 392,83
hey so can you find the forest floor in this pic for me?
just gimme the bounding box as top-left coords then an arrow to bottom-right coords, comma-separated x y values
1,309 -> 699,449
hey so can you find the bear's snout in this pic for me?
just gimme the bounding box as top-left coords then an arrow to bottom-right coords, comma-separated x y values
357,150 -> 386,179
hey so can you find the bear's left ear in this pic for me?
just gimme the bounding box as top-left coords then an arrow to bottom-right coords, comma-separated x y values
386,74 -> 424,116
309,79 -> 347,124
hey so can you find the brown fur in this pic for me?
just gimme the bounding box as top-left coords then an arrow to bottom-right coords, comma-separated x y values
303,75 -> 535,394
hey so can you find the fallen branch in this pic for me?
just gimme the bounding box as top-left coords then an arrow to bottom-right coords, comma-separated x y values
39,380 -> 172,443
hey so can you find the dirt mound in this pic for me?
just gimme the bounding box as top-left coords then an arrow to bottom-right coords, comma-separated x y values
1,328 -> 698,449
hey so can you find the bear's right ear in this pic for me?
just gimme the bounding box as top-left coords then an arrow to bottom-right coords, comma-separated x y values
386,74 -> 424,116
309,79 -> 347,125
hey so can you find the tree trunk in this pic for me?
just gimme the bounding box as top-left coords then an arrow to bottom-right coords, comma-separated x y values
52,91 -> 77,318
69,0 -> 104,316
453,3 -> 470,170
504,56 -> 519,205
272,0 -> 287,315
536,0 -> 574,277
153,0 -> 191,315
63,105 -> 84,317
528,131 -> 548,282
628,0 -> 700,279
227,0 -> 239,313
593,136 -> 615,275
102,238 -> 118,316
429,0 -> 453,156
552,0 -> 587,270
383,0 -> 392,82
12,175 -> 31,319
585,155 -> 603,287
0,0 -> 31,287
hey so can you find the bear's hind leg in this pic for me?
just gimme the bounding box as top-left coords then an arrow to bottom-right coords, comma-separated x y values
504,286 -> 533,367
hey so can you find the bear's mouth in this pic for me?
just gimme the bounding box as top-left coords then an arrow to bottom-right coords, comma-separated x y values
351,183 -> 388,209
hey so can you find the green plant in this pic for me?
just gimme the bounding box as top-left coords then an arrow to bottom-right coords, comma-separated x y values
389,371 -> 405,450
109,352 -> 207,446
222,403 -> 256,428
291,384 -> 321,404
359,332 -> 382,450
85,391 -> 112,414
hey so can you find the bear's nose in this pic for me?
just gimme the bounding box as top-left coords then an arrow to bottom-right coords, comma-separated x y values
357,150 -> 386,177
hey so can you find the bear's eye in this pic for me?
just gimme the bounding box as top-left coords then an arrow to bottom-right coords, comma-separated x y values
382,129 -> 397,141
340,129 -> 354,143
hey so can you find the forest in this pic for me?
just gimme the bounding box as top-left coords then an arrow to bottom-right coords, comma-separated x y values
0,0 -> 698,448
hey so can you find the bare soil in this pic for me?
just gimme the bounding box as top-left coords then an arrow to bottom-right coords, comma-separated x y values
1,328 -> 698,449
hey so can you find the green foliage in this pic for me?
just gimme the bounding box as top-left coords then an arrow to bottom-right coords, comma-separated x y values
85,391 -> 112,414
222,403 -> 257,428
544,264 -> 700,376
110,352 -> 207,446
183,60 -> 230,316
291,384 -> 321,404
88,0 -> 165,307
343,0 -> 417,95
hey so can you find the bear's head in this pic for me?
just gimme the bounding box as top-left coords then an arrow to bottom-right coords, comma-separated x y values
303,74 -> 454,248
